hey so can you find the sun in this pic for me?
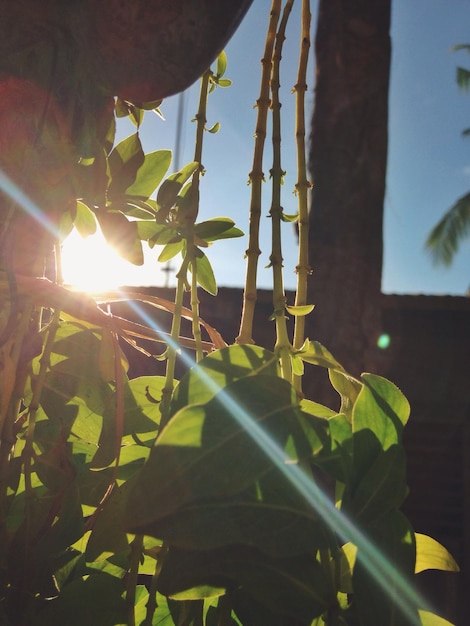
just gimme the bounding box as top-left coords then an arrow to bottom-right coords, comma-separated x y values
61,227 -> 166,292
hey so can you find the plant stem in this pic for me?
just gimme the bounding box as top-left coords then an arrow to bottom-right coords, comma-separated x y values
237,0 -> 282,345
190,257 -> 204,362
188,70 -> 211,362
159,254 -> 190,427
270,0 -> 295,381
160,69 -> 211,423
293,0 -> 313,393
126,534 -> 144,626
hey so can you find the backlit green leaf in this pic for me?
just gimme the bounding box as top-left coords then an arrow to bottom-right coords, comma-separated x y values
216,50 -> 228,77
207,122 -> 221,134
157,162 -> 199,211
285,304 -> 314,316
126,375 -> 304,533
415,533 -> 460,574
125,149 -> 172,198
74,201 -> 97,237
298,340 -> 344,370
158,240 -> 184,262
194,217 -> 243,242
108,133 -> 145,198
170,344 -> 279,415
419,610 -> 455,626
193,250 -> 217,295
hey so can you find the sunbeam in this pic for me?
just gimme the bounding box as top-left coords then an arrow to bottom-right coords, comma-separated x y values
0,169 -> 59,239
122,297 -> 432,625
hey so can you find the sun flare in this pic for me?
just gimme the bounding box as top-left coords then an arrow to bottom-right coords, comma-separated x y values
61,228 -> 165,292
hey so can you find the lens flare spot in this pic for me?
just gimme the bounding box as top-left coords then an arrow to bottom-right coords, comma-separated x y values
377,333 -> 391,349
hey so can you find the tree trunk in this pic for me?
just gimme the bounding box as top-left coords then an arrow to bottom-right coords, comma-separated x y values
307,0 -> 391,400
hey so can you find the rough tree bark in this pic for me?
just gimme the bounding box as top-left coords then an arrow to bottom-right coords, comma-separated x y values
307,0 -> 391,397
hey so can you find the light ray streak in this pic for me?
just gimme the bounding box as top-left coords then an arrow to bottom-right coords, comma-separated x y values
0,169 -> 59,238
116,296 -> 432,623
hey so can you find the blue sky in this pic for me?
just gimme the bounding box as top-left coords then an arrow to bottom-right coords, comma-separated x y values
62,0 -> 470,296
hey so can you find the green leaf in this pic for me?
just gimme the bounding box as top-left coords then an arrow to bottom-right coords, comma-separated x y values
125,375 -> 305,534
414,533 -> 460,574
216,78 -> 232,88
98,211 -> 144,265
352,511 -> 418,626
300,399 -> 336,419
136,220 -> 168,241
33,572 -> 127,626
216,50 -> 227,77
107,133 -> 145,199
125,375 -> 164,432
120,203 -> 155,220
73,201 -> 97,237
194,217 -> 243,242
125,149 -> 172,198
345,445 -> 407,522
314,413 -> 353,483
193,250 -> 217,295
157,162 -> 199,211
281,212 -> 299,223
159,547 -> 328,623
329,370 -> 362,422
298,340 -> 344,370
158,240 -> 184,262
285,304 -> 314,316
136,465 -> 328,557
170,344 -> 279,415
362,373 -> 410,427
353,374 -> 409,464
206,121 -> 221,134
86,478 -> 135,561
418,610 -> 455,626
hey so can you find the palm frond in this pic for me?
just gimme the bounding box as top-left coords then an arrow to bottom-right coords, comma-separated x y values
425,191 -> 470,265
456,66 -> 470,91
452,43 -> 470,54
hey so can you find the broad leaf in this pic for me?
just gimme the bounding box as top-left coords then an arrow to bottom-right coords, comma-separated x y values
419,610 -> 455,626
33,572 -> 126,626
158,547 -> 329,624
298,340 -> 344,370
107,133 -> 145,199
73,201 -> 97,237
98,211 -> 144,265
170,344 -> 279,415
352,374 -> 409,486
125,149 -> 172,198
193,250 -> 217,295
344,445 -> 407,523
126,375 -> 306,534
414,533 -> 459,574
194,217 -> 244,242
158,240 -> 184,262
157,162 -> 199,212
352,511 -> 418,626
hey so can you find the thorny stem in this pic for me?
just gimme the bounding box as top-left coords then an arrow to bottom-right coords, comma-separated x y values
270,0 -> 295,381
293,0 -> 313,394
237,0 -> 282,345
